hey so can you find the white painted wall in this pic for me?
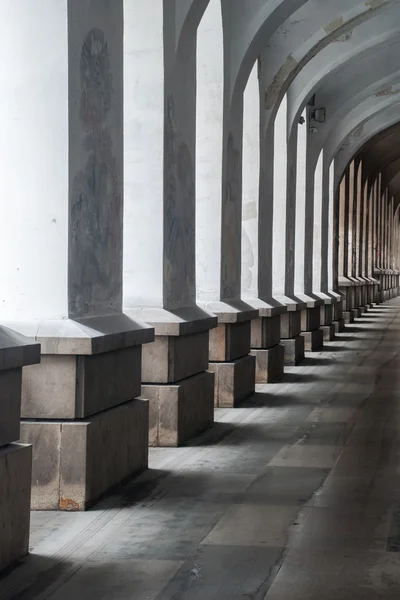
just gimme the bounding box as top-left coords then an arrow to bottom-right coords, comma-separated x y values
196,0 -> 223,303
0,0 -> 68,320
241,63 -> 260,299
313,151 -> 324,293
294,110 -> 307,294
123,1 -> 164,308
272,95 -> 288,296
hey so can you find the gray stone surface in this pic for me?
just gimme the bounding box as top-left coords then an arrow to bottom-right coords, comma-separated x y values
0,444 -> 31,574
251,344 -> 285,383
20,399 -> 149,511
251,315 -> 281,350
321,324 -> 336,342
301,307 -> 320,333
21,346 -> 142,419
343,311 -> 355,324
301,329 -> 324,352
0,368 -> 22,447
143,371 -> 214,447
209,354 -> 256,408
320,304 -> 333,326
282,336 -> 305,366
142,331 -> 209,384
209,321 -> 251,362
281,311 -> 301,339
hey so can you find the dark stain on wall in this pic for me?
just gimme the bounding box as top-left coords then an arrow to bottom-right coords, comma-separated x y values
69,28 -> 122,318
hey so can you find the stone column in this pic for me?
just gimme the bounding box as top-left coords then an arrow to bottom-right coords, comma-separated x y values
124,0 -> 215,441
195,0 -> 258,409
241,64 -> 284,385
0,0 -> 152,510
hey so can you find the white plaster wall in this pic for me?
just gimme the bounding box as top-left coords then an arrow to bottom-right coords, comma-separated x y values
0,1 -> 68,320
123,1 -> 164,308
313,151 -> 323,293
196,0 -> 223,302
241,63 -> 260,299
328,161 -> 334,290
294,110 -> 307,295
272,95 -> 288,297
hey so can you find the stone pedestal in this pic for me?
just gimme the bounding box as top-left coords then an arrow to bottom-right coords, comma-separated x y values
208,316 -> 256,407
22,399 -> 148,511
333,319 -> 346,334
343,311 -> 355,324
281,310 -> 305,365
141,315 -> 216,444
321,323 -> 336,342
17,317 -> 153,510
250,308 -> 285,383
300,305 -> 323,352
0,329 -> 40,573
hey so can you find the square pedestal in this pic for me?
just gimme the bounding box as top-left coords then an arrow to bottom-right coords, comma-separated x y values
143,371 -> 214,446
209,355 -> 255,408
0,368 -> 22,447
20,399 -> 149,511
209,321 -> 251,362
343,311 -> 355,324
22,346 -> 142,419
251,315 -> 281,349
333,319 -> 345,334
281,311 -> 301,339
251,344 -> 284,384
321,324 -> 336,342
0,444 -> 32,573
320,304 -> 333,326
282,336 -> 305,366
142,331 -> 209,384
351,308 -> 362,320
301,328 -> 323,352
301,307 -> 320,332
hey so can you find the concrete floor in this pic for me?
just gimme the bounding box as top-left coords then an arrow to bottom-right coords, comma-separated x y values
2,301 -> 400,599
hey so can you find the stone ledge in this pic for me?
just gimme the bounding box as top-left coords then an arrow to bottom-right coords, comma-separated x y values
126,306 -> 217,337
244,297 -> 287,317
0,327 -> 40,371
274,295 -> 306,311
200,300 -> 259,324
4,314 -> 155,356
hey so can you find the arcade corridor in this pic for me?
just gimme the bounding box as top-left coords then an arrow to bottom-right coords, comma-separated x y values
2,301 -> 400,599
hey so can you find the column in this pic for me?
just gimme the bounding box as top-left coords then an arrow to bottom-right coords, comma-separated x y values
195,0 -> 258,409
241,64 -> 284,386
0,0 -> 152,510
124,0 -> 215,442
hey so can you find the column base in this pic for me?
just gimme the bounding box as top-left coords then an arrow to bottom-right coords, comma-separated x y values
251,344 -> 284,384
144,371 -> 214,445
321,324 -> 336,342
343,311 -> 355,324
0,444 -> 31,573
209,355 -> 255,408
332,319 -> 345,334
282,336 -> 305,366
301,328 -> 323,352
21,399 -> 149,511
351,308 -> 362,320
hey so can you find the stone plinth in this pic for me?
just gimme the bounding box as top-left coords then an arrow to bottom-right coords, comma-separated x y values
301,306 -> 321,332
320,303 -> 333,326
282,336 -> 305,366
280,309 -> 304,366
301,328 -> 323,351
203,302 -> 258,409
0,328 -> 40,573
0,444 -> 32,572
135,308 -> 217,446
251,344 -> 284,383
321,324 -> 336,341
22,399 -> 148,511
250,307 -> 285,384
13,315 -> 154,511
209,356 -> 255,408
